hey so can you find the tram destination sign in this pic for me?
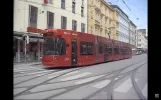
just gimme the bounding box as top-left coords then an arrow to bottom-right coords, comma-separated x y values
43,32 -> 53,37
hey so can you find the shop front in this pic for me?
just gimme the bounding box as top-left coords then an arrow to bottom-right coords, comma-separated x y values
14,32 -> 44,63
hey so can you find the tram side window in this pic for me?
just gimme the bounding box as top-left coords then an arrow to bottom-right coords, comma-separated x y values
60,38 -> 66,55
121,48 -> 124,54
80,42 -> 93,55
87,43 -> 93,55
99,43 -> 103,54
104,44 -> 108,53
125,48 -> 128,54
80,42 -> 87,55
114,48 -> 117,54
117,47 -> 119,54
108,45 -> 112,54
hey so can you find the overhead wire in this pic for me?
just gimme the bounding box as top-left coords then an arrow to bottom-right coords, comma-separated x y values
121,0 -> 139,20
126,0 -> 147,13
125,0 -> 147,20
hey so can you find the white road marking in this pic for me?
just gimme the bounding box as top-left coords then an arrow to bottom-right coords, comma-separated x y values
14,68 -> 42,72
135,79 -> 138,81
114,78 -> 138,93
60,72 -> 92,81
115,78 -> 119,80
48,70 -> 71,79
14,66 -> 41,70
63,71 -> 79,76
92,79 -> 111,89
15,70 -> 53,77
35,73 -> 47,77
75,75 -> 105,84
142,84 -> 147,97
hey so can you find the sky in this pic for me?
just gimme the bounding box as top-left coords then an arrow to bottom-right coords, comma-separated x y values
105,0 -> 147,35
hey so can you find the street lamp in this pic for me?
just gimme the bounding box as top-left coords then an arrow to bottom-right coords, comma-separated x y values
107,27 -> 115,39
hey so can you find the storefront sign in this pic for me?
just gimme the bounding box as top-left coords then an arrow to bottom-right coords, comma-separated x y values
27,27 -> 46,34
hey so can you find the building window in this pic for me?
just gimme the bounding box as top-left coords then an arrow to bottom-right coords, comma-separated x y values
81,6 -> 84,17
72,20 -> 77,31
105,18 -> 107,24
61,16 -> 67,29
81,23 -> 85,32
61,0 -> 65,9
109,20 -> 111,25
47,11 -> 54,29
72,2 -> 75,13
91,15 -> 93,19
82,0 -> 84,4
105,30 -> 107,35
100,29 -> 102,35
29,5 -> 38,28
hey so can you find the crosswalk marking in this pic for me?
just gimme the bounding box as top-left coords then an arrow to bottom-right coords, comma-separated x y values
142,84 -> 147,97
114,78 -> 138,93
60,72 -> 92,81
75,75 -> 105,84
92,79 -> 111,89
63,71 -> 79,76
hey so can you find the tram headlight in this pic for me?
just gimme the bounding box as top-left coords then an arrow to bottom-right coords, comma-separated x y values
53,56 -> 58,60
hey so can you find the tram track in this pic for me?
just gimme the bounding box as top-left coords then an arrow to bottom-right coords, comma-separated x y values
14,59 -> 147,99
16,64 -> 140,94
14,59 -> 146,89
131,64 -> 147,100
14,69 -> 60,78
43,60 -> 147,100
14,70 -> 60,85
14,66 -> 86,97
37,60 -> 146,86
108,63 -> 147,100
83,62 -> 147,100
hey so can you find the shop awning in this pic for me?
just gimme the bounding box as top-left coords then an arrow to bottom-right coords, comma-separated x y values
29,38 -> 44,42
14,36 -> 22,40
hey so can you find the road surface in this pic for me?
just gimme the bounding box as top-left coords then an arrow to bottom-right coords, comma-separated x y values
14,54 -> 147,100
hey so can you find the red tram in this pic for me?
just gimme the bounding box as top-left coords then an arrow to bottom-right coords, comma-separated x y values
42,29 -> 132,68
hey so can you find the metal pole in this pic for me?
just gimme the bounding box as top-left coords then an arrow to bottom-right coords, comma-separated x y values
24,40 -> 26,64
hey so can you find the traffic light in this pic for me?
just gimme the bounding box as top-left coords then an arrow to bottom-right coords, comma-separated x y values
22,34 -> 29,44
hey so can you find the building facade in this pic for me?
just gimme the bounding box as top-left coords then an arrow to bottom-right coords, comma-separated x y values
129,20 -> 137,48
14,0 -> 87,63
88,0 -> 118,40
110,5 -> 130,43
137,29 -> 146,36
136,30 -> 147,50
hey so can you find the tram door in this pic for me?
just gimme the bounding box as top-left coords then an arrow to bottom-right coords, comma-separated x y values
71,40 -> 77,66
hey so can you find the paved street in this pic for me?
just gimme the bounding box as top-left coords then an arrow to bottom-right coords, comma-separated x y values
14,54 -> 147,100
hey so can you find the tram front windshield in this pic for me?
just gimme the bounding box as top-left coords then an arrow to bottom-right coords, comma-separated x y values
43,38 -> 66,55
